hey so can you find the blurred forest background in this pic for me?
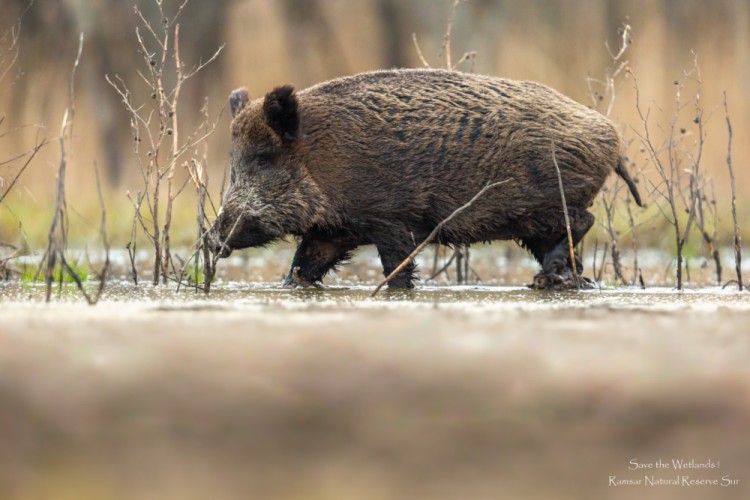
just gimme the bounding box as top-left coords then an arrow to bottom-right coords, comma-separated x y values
1,0 -> 748,248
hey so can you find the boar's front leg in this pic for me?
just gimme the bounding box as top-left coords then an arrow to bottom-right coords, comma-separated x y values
372,225 -> 418,289
283,237 -> 356,287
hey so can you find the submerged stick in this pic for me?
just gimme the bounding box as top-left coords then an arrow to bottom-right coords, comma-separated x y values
551,145 -> 580,289
370,178 -> 512,297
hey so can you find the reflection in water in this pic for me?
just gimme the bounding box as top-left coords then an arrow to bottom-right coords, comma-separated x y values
2,280 -> 749,312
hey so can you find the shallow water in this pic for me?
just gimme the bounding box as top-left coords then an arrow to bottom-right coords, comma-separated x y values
2,280 -> 749,313
2,252 -> 750,500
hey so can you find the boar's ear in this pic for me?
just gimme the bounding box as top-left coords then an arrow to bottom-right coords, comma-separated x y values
229,88 -> 249,117
263,85 -> 299,142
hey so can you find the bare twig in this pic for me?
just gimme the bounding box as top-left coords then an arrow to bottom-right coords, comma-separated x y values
723,92 -> 742,291
1,1 -> 46,267
43,33 -> 92,303
90,163 -> 111,302
625,197 -> 639,285
454,51 -> 477,73
0,139 -> 46,204
596,242 -> 608,283
109,0 -> 223,287
0,0 -> 34,86
162,22 -> 183,283
591,239 -> 598,280
39,42 -> 108,305
427,248 -> 457,281
412,0 -> 471,73
590,21 -> 636,286
371,178 -> 512,297
597,183 -> 626,284
198,101 -> 215,292
439,0 -> 463,69
632,67 -> 693,290
411,33 -> 430,68
587,21 -> 631,117
704,180 -> 722,285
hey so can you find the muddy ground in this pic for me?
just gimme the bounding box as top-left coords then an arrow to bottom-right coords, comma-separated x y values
0,284 -> 748,500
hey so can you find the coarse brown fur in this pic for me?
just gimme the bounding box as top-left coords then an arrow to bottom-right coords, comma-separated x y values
209,68 -> 642,289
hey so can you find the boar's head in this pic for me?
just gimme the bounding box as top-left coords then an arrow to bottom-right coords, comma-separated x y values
209,85 -> 325,258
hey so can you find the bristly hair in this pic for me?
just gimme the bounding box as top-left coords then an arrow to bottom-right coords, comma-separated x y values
263,85 -> 299,142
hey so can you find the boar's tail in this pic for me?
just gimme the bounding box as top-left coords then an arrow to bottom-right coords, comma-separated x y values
615,156 -> 643,207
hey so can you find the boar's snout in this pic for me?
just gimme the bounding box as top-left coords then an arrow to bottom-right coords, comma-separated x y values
207,208 -> 280,258
207,220 -> 232,258
206,212 -> 235,258
208,235 -> 232,259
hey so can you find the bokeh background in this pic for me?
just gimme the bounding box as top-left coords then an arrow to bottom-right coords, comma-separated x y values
1,0 -> 748,248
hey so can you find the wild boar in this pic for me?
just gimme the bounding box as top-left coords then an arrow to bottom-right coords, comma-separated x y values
208,68 -> 642,289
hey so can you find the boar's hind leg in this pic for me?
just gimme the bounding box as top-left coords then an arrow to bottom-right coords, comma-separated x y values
283,238 -> 356,287
526,210 -> 595,290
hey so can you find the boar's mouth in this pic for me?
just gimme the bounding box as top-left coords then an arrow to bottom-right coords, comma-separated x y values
213,243 -> 233,259
209,216 -> 280,259
207,229 -> 233,259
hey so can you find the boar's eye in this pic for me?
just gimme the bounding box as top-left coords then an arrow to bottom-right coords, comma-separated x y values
255,152 -> 273,169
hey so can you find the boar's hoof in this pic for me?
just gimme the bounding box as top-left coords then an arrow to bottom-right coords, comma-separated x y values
283,266 -> 321,288
529,270 -> 597,290
530,272 -> 564,290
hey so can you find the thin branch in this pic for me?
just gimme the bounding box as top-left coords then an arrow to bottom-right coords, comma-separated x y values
724,92 -> 742,291
454,51 -> 477,73
411,33 -> 430,68
439,0 -> 462,69
0,139 -> 47,204
88,163 -> 111,303
427,247 -> 458,281
181,44 -> 225,81
44,33 -> 84,302
371,178 -> 512,297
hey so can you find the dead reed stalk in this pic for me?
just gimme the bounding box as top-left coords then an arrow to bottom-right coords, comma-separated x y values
41,34 -> 109,304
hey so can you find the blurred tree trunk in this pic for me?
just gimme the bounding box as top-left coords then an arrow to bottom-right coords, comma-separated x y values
280,0 -> 349,81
